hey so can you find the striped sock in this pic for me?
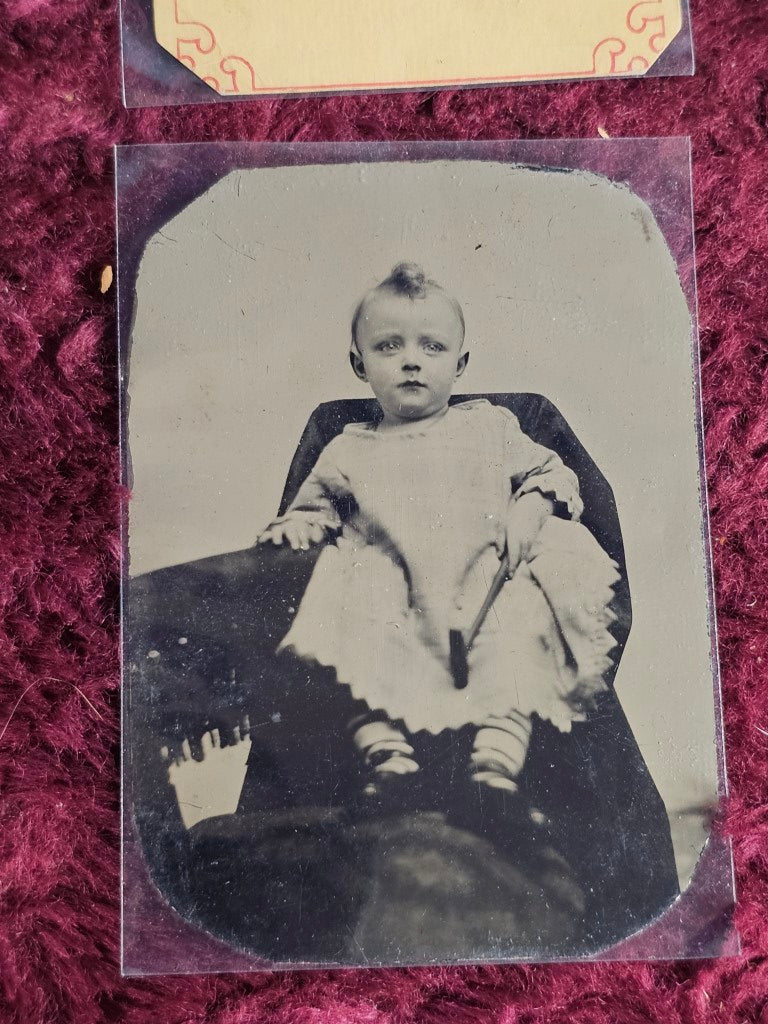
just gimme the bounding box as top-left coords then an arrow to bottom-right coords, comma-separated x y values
469,711 -> 532,791
350,716 -> 420,787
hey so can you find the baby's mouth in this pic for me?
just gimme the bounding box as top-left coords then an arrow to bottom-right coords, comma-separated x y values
399,381 -> 427,389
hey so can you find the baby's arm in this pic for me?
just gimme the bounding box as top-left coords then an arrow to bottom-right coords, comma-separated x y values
502,411 -> 583,570
505,491 -> 556,572
257,444 -> 344,551
258,510 -> 337,551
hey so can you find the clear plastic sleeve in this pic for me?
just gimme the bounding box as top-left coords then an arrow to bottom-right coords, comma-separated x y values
119,139 -> 734,974
119,0 -> 694,109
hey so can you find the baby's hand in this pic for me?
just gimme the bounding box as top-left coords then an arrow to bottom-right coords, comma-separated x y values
257,514 -> 335,551
505,491 -> 555,573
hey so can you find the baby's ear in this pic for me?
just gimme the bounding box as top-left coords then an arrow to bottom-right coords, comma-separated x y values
350,347 -> 368,382
455,351 -> 470,378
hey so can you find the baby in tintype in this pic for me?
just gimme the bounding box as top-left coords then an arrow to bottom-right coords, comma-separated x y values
260,263 -> 619,813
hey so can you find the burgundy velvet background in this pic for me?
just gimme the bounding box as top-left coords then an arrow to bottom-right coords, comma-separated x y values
1,0 -> 767,1021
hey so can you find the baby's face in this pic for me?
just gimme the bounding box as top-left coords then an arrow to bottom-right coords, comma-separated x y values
353,290 -> 467,424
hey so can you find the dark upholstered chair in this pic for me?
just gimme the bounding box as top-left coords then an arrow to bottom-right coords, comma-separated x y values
125,394 -> 679,963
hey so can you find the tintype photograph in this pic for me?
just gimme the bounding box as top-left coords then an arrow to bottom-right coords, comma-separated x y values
119,140 -> 733,972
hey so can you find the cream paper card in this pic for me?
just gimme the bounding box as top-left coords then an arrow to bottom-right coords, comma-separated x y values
153,0 -> 684,96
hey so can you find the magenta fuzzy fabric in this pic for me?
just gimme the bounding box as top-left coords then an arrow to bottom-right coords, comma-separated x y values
1,0 -> 767,1021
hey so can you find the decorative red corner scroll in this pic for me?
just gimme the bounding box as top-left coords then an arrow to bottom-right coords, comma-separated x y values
154,0 -> 683,97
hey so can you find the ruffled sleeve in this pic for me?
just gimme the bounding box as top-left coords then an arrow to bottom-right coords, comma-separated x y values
500,407 -> 583,521
266,437 -> 350,533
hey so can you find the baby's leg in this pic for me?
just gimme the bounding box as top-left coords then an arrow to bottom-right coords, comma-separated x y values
470,711 -> 532,792
348,711 -> 419,796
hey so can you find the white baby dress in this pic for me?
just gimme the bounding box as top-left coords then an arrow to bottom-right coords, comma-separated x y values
274,400 -> 620,734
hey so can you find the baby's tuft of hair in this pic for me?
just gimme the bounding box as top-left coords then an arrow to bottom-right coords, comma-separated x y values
352,262 -> 466,345
385,262 -> 430,298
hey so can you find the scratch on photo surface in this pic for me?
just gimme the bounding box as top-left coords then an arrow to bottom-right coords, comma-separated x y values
422,731 -> 456,769
347,927 -> 369,963
211,230 -> 259,262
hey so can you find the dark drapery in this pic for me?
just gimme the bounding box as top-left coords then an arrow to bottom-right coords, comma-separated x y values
126,394 -> 679,961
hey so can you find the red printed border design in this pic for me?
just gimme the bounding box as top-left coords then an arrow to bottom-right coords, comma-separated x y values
171,1 -> 256,93
592,0 -> 670,75
167,0 -> 673,95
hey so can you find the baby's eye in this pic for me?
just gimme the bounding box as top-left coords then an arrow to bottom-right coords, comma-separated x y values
423,341 -> 447,353
375,340 -> 400,352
